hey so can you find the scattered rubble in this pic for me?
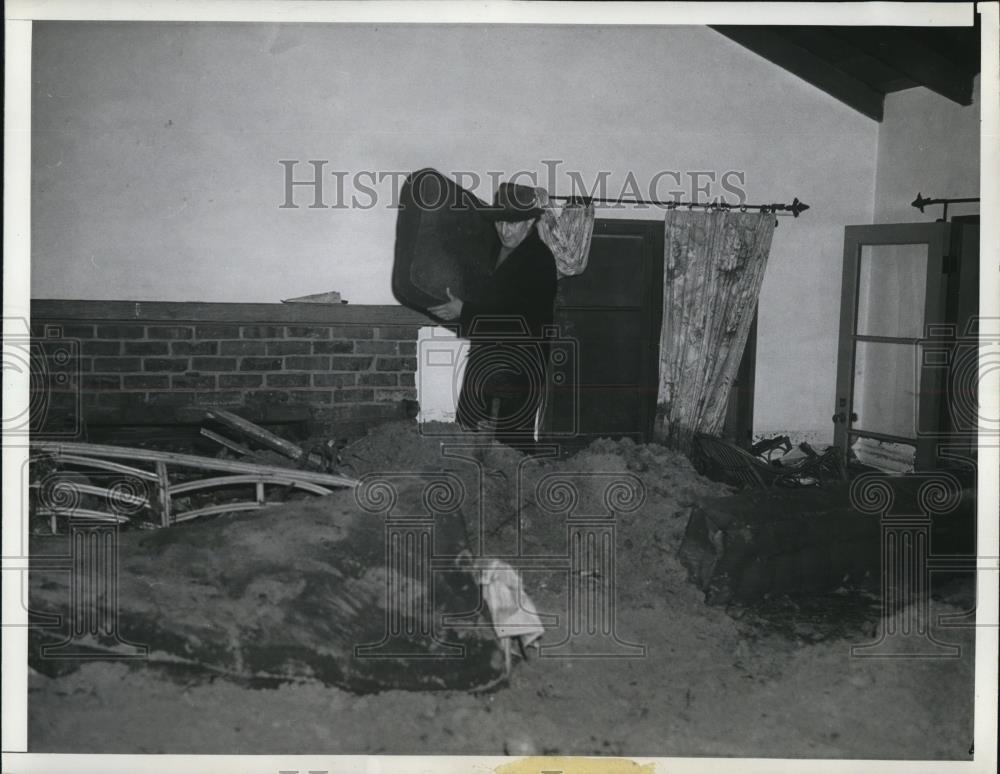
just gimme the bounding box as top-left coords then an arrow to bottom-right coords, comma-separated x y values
26,418 -> 977,757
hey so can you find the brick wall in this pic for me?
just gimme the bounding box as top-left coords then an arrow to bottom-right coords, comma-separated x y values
29,300 -> 429,436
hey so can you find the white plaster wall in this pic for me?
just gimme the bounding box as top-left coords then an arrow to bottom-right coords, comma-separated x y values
31,22 -> 880,436
873,76 -> 981,223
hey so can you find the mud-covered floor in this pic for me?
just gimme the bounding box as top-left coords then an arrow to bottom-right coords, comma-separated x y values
27,422 -> 977,758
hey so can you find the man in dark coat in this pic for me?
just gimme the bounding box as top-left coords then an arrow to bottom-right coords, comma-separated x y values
429,183 -> 557,454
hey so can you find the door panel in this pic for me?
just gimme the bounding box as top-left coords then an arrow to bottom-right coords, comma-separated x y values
557,234 -> 647,306
853,339 -> 919,438
570,311 -> 645,385
567,310 -> 644,431
545,220 -> 663,444
835,222 -> 950,470
856,244 -> 929,338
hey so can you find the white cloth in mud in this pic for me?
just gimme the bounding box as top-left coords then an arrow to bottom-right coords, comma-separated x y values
477,558 -> 545,646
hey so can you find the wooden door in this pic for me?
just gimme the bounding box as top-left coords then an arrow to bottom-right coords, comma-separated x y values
543,219 -> 664,446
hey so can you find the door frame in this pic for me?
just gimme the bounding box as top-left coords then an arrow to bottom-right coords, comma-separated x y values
549,218 -> 664,443
941,215 -> 980,452
588,218 -> 665,443
834,221 -> 951,470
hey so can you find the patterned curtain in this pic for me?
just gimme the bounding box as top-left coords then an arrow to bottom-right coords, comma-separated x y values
654,209 -> 775,452
536,200 -> 595,440
538,200 -> 595,278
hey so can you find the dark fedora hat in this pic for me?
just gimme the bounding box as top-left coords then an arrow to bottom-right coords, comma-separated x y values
403,169 -> 546,223
477,182 -> 546,222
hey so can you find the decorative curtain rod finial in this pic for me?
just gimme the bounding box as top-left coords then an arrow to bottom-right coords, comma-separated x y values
910,192 -> 978,220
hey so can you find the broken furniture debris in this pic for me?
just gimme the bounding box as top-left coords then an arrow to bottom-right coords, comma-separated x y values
851,436 -> 917,474
749,434 -> 792,462
202,407 -> 333,470
678,475 -> 975,605
204,408 -> 309,460
31,409 -> 359,530
691,433 -> 846,490
199,427 -> 252,456
77,403 -> 315,450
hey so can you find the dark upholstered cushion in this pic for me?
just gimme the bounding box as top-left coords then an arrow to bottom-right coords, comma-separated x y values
392,168 -> 500,313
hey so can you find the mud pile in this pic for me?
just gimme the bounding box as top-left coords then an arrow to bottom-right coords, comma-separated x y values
28,421 -> 732,690
29,485 -> 506,692
338,421 -> 730,602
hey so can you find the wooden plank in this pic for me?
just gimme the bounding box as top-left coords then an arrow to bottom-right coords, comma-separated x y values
206,409 -> 331,469
36,507 -> 129,524
59,482 -> 149,508
282,290 -> 341,304
155,462 -> 171,527
200,428 -> 251,456
50,454 -> 159,482
712,26 -> 885,121
32,440 -> 359,488
205,408 -> 312,463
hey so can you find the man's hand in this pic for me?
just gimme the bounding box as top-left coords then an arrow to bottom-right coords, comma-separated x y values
428,287 -> 464,321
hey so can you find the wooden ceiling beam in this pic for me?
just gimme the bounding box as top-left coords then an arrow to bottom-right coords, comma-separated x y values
780,27 -> 914,89
712,26 -> 885,121
843,28 -> 976,105
902,25 -> 981,78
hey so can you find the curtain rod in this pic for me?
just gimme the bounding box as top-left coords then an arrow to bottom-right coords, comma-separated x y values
548,195 -> 810,218
911,192 -> 980,221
